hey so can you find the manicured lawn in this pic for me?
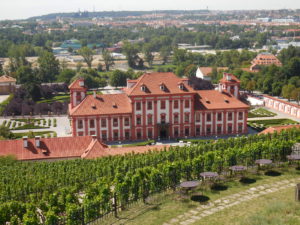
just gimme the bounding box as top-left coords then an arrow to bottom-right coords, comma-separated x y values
11,124 -> 50,130
248,119 -> 299,131
99,167 -> 300,225
248,108 -> 277,118
13,131 -> 56,139
36,94 -> 70,104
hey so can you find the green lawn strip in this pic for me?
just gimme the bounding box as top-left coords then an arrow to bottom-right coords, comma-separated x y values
248,119 -> 299,131
195,180 -> 300,225
101,168 -> 299,225
111,140 -> 155,148
11,124 -> 50,130
12,118 -> 45,123
13,131 -> 55,139
36,94 -> 70,104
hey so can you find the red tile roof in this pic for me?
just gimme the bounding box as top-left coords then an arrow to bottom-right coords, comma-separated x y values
69,79 -> 87,90
0,75 -> 16,83
220,73 -> 240,84
0,135 -> 170,161
69,93 -> 132,116
195,90 -> 249,110
259,125 -> 300,135
0,136 -> 108,161
125,72 -> 195,96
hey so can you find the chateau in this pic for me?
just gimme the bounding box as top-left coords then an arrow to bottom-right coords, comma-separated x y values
69,72 -> 249,142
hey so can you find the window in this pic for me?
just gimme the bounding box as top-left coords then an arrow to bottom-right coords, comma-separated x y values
161,100 -> 166,110
125,131 -> 130,140
196,127 -> 200,136
136,102 -> 141,111
161,114 -> 166,124
217,126 -> 222,134
147,115 -> 152,125
124,118 -> 129,126
102,132 -> 107,141
113,118 -> 118,127
206,126 -> 211,135
78,132 -> 84,136
147,101 -> 152,110
238,112 -> 243,120
238,124 -> 243,132
228,112 -> 233,121
148,129 -> 153,139
185,100 -> 190,108
217,113 -> 222,121
90,131 -> 95,135
89,119 -> 95,128
137,130 -> 142,139
206,113 -> 211,122
174,100 -> 179,109
174,127 -> 179,137
195,113 -> 200,122
136,116 -> 141,125
174,114 -> 179,123
184,114 -> 189,123
78,120 -> 83,129
185,128 -> 190,136
228,124 -> 232,133
101,119 -> 106,127
113,131 -> 118,140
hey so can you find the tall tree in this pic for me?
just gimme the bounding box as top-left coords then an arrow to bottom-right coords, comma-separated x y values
143,44 -> 154,67
282,84 -> 295,101
102,49 -> 114,71
78,47 -> 94,68
159,46 -> 171,65
37,50 -> 59,82
122,41 -> 139,68
8,45 -> 29,73
110,70 -> 128,87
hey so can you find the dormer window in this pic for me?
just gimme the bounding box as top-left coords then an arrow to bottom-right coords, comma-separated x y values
160,83 -> 165,91
79,81 -> 84,87
141,84 -> 146,92
224,97 -> 229,103
178,82 -> 184,90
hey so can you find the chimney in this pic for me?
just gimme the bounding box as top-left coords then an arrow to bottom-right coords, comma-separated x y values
23,136 -> 28,148
93,90 -> 97,98
35,136 -> 41,148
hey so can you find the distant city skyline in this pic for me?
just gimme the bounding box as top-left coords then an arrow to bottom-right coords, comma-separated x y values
1,0 -> 300,20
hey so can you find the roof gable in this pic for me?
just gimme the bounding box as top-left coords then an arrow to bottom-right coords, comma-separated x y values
126,72 -> 195,96
69,93 -> 132,116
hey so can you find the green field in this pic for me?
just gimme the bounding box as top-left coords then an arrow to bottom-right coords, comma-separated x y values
100,167 -> 300,225
36,94 -> 70,104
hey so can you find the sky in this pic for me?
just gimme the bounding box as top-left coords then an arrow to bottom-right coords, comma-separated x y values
1,0 -> 300,20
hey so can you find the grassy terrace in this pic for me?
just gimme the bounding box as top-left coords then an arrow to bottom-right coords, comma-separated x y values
36,94 -> 70,104
248,108 -> 277,118
100,167 -> 300,225
248,119 -> 299,131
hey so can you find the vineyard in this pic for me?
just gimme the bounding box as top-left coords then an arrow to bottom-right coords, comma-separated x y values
0,129 -> 299,224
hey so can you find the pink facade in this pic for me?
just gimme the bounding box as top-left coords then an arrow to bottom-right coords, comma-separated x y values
264,95 -> 300,118
69,73 -> 249,142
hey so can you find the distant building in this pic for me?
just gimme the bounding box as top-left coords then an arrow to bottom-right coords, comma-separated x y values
196,67 -> 228,81
264,95 -> 300,118
0,75 -> 16,95
69,72 -> 249,142
250,53 -> 282,71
